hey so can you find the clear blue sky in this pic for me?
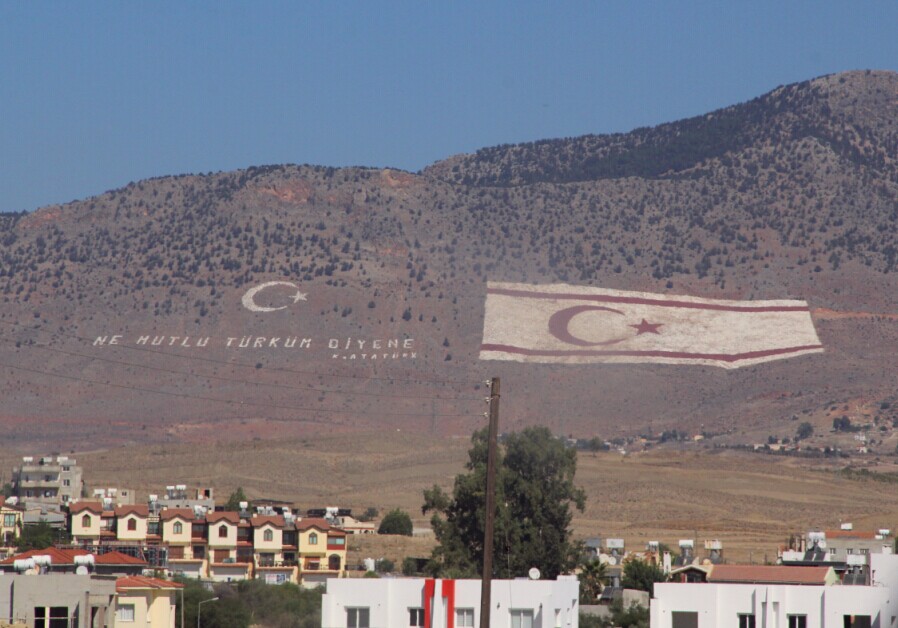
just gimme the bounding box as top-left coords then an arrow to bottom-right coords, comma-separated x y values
2,1 -> 897,212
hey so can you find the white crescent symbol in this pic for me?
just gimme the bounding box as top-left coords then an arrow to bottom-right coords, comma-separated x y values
242,281 -> 300,313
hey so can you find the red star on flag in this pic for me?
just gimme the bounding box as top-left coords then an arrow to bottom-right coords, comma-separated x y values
629,318 -> 663,335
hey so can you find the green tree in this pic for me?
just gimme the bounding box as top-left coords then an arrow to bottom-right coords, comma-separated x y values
621,558 -> 668,596
580,599 -> 649,628
578,559 -> 608,604
1,483 -> 12,498
423,426 -> 586,579
18,522 -> 67,551
378,509 -> 413,536
224,487 -> 248,512
796,422 -> 814,440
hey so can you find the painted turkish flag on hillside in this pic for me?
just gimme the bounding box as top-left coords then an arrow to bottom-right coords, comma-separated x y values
480,282 -> 823,369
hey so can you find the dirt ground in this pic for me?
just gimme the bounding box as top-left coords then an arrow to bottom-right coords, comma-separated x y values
3,432 -> 897,564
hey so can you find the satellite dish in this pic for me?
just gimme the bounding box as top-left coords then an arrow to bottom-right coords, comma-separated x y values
607,556 -> 618,566
528,567 -> 540,580
75,565 -> 89,575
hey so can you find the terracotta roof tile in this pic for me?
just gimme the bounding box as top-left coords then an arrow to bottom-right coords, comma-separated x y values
116,575 -> 183,591
69,501 -> 104,514
296,518 -> 332,531
824,529 -> 878,539
708,565 -> 831,585
114,505 -> 149,517
94,551 -> 147,565
0,547 -> 87,565
207,511 -> 240,524
160,508 -> 197,521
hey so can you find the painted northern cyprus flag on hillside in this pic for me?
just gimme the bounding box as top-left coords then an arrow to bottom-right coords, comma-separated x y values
480,282 -> 823,369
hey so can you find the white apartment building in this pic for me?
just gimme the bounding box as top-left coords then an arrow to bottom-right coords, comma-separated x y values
651,553 -> 898,627
321,576 -> 580,628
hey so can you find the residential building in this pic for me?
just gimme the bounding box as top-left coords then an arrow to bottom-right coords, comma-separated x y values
651,554 -> 898,627
114,576 -> 182,627
206,511 -> 251,582
155,485 -> 215,511
297,518 -> 347,588
70,501 -> 104,544
0,573 -> 116,627
321,576 -> 581,628
0,547 -> 148,576
11,455 -> 83,509
0,496 -> 24,551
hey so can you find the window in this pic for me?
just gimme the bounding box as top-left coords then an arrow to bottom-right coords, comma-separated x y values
846,548 -> 854,554
264,529 -> 273,542
329,554 -> 341,570
173,522 -> 183,535
738,615 -> 756,628
409,608 -> 425,627
830,548 -> 837,555
309,532 -> 318,545
671,613 -> 698,628
788,616 -> 807,628
116,604 -> 135,622
127,518 -> 137,531
456,609 -> 475,627
81,514 -> 92,528
860,548 -> 869,555
62,479 -> 70,487
844,617 -> 872,628
510,609 -> 534,628
193,545 -> 205,559
346,608 -> 370,628
219,525 -> 228,538
3,514 -> 16,527
331,536 -> 345,545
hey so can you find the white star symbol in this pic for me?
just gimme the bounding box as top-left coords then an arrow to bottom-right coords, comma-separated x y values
291,291 -> 308,303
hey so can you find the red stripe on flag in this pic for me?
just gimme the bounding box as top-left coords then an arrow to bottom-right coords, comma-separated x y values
479,343 -> 824,362
486,287 -> 810,313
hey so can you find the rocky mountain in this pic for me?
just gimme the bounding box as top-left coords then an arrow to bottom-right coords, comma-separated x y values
3,70 -> 898,451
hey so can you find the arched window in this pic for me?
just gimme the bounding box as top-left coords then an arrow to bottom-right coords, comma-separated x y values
219,525 -> 228,538
127,518 -> 137,531
173,522 -> 183,535
263,529 -> 273,542
309,532 -> 318,545
328,554 -> 341,570
81,514 -> 91,528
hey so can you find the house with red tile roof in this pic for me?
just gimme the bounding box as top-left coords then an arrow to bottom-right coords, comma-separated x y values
652,553 -> 898,627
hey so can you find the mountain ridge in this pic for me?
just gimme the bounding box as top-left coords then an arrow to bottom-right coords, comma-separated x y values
2,70 -> 898,453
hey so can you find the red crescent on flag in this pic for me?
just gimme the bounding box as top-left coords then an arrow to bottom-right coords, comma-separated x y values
547,305 -> 628,346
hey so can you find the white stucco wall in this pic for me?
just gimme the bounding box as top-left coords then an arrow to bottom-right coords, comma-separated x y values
321,576 -> 579,628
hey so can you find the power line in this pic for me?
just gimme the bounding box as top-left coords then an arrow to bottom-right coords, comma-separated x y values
0,360 -> 481,419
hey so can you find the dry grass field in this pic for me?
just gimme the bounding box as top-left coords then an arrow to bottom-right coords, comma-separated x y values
4,431 -> 898,565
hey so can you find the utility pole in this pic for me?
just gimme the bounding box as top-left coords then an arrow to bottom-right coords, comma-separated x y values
480,377 -> 500,628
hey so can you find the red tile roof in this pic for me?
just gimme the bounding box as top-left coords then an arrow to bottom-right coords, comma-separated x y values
69,501 -> 104,514
94,551 -> 147,565
160,508 -> 196,522
824,529 -> 878,539
116,576 -> 183,592
0,547 -> 87,565
207,511 -> 240,524
708,565 -> 831,585
114,505 -> 149,518
297,518 -> 332,531
252,515 -> 285,528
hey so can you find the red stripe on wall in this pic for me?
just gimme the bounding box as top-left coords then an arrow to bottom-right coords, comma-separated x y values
424,578 -> 435,628
487,287 -> 810,313
442,579 -> 456,628
479,343 -> 824,362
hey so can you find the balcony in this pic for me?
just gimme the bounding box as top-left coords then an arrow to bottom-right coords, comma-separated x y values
257,559 -> 298,568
